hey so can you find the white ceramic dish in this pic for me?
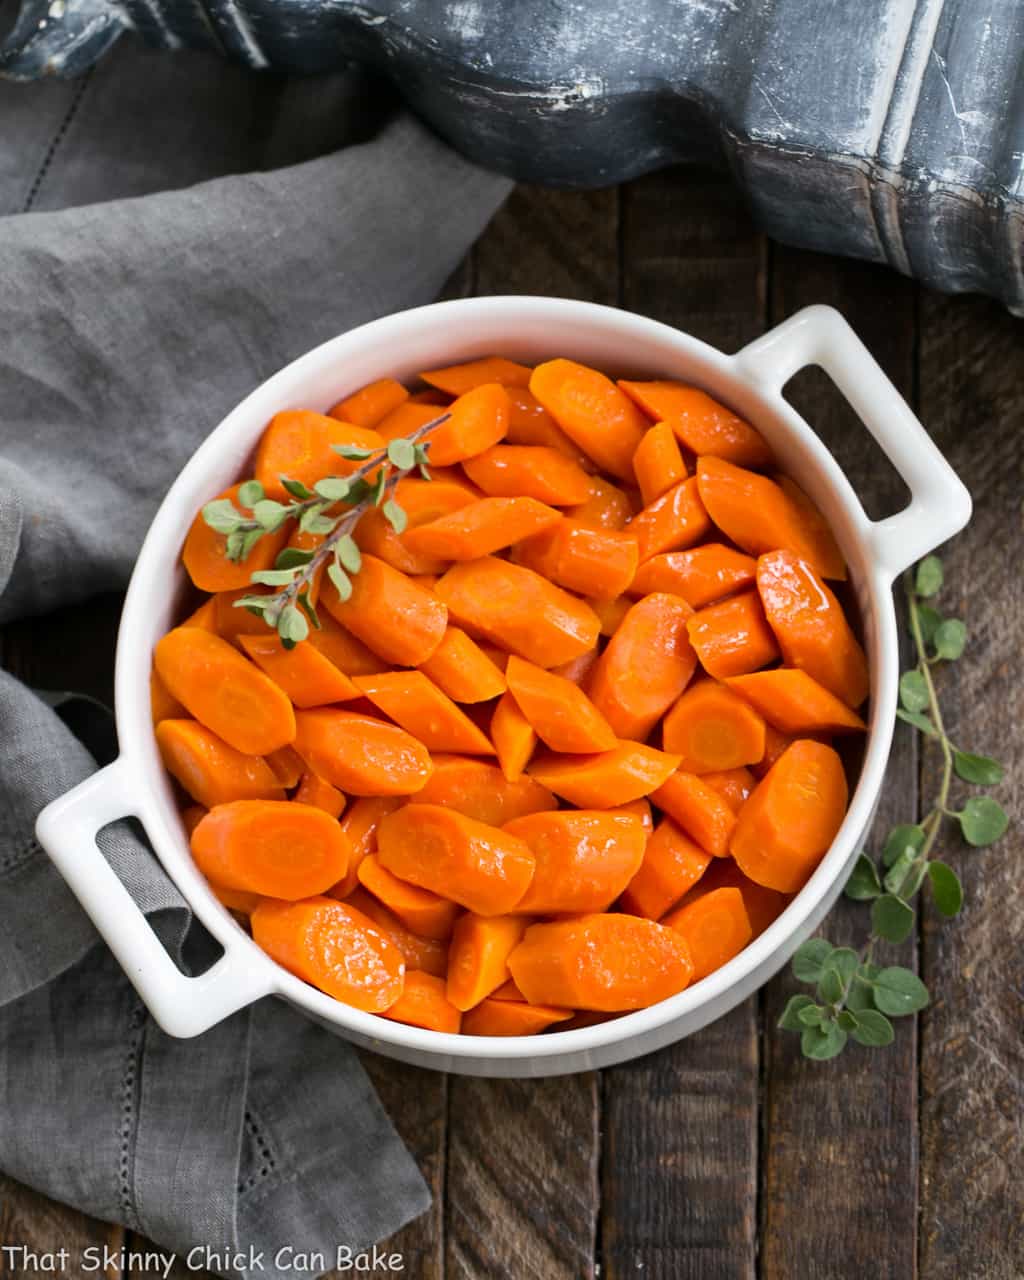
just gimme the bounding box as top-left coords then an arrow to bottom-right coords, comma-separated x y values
36,298 -> 970,1077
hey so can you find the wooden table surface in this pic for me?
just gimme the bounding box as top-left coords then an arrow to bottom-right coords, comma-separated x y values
1,169 -> 1021,1280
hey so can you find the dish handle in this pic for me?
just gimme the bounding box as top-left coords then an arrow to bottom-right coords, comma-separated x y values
36,758 -> 273,1038
734,305 -> 972,580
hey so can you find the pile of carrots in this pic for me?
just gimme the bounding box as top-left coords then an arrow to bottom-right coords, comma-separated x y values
152,353 -> 868,1037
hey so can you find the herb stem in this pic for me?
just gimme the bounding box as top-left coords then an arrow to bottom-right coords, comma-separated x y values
904,572 -> 954,864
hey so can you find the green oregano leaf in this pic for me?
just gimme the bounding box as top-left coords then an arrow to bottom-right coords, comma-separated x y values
328,562 -> 352,601
817,967 -> 845,1005
275,547 -> 315,570
882,824 -> 926,868
202,498 -> 244,534
927,861 -> 963,917
836,1010 -> 859,1031
253,499 -> 288,531
850,1009 -> 894,1046
845,853 -> 882,900
846,965 -> 879,1013
883,846 -> 919,896
896,709 -> 938,736
332,443 -> 375,460
915,603 -> 942,647
791,938 -> 834,983
958,795 -> 1009,847
249,568 -> 300,586
279,475 -> 314,500
315,476 -> 352,502
335,534 -> 362,574
952,751 -> 1004,786
899,669 -> 929,713
872,967 -> 929,1016
277,604 -> 309,647
797,1004 -> 826,1028
932,618 -> 966,660
371,469 -> 388,506
387,437 -> 417,470
237,479 -> 264,508
777,994 -> 815,1031
224,529 -> 247,562
297,590 -> 322,631
914,555 -> 943,597
828,948 -> 859,984
382,498 -> 408,534
871,894 -> 915,944
801,1022 -> 848,1060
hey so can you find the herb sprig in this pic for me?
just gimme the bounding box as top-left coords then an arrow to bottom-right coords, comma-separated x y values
778,554 -> 1009,1060
201,413 -> 448,648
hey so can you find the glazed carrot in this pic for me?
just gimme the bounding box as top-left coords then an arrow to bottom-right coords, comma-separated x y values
353,671 -> 495,755
479,643 -> 511,672
154,627 -> 296,755
530,358 -> 648,480
565,474 -> 633,530
294,771 -> 346,819
661,887 -> 753,981
378,804 -> 535,916
610,796 -> 654,831
293,709 -> 433,795
382,971 -> 463,1033
254,410 -> 385,500
504,809 -> 647,914
528,742 -> 682,808
413,755 -> 556,825
756,550 -> 868,707
354,474 -> 479,576
750,724 -> 806,779
697,457 -> 846,580
266,744 -> 305,788
730,740 -> 848,891
373,401 -> 444,444
505,655 -> 617,753
284,525 -> 328,608
551,647 -> 599,688
252,896 -> 404,1012
684,857 -> 789,936
191,800 -> 351,898
508,914 -> 693,1011
239,633 -> 360,708
462,998 -> 572,1036
619,381 -> 774,468
420,356 -> 532,396
328,377 -> 408,428
590,595 -> 632,636
181,805 -> 208,837
402,496 -> 561,560
650,770 -> 737,857
329,796 -> 403,898
686,590 -> 780,679
618,817 -> 712,919
628,476 -> 711,562
210,882 -> 263,916
447,913 -> 531,1010
514,521 -> 639,600
627,543 -> 757,608
211,587 -> 274,645
589,593 -> 697,740
182,484 -> 290,593
462,445 -> 591,505
306,611 -> 386,676
490,978 -> 526,1001
504,387 -> 593,465
632,422 -> 688,506
157,720 -> 285,808
436,556 -> 600,667
699,766 -> 756,813
726,669 -> 867,735
357,854 -> 460,941
182,598 -> 218,632
490,693 -> 538,782
341,887 -> 448,978
419,627 -> 507,703
323,553 -> 447,667
425,383 -> 510,465
150,668 -> 186,725
662,680 -> 767,772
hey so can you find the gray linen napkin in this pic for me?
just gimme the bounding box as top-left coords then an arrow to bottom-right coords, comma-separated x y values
0,49 -> 511,1276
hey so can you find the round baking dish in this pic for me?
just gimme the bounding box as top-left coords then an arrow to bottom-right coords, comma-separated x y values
36,298 -> 971,1077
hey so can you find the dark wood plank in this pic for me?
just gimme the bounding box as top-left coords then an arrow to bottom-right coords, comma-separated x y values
600,166 -> 765,1280
916,291 -> 1024,1278
0,1177 -> 124,1278
759,248 -> 920,1280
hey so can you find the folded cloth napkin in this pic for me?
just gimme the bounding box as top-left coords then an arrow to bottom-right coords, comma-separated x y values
0,50 -> 511,1276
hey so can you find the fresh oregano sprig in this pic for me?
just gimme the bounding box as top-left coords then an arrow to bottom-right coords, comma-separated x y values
778,554 -> 1009,1060
201,412 -> 448,648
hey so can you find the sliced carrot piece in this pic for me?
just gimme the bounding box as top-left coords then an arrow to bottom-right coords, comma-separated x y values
341,887 -> 448,978
514,521 -> 639,600
632,421 -> 688,507
157,720 -> 285,809
191,800 -> 350,898
530,358 -> 648,481
419,627 -> 507,703
154,627 -> 296,755
252,896 -> 404,1012
322,553 -> 447,667
730,740 -> 848,891
628,543 -> 757,608
726,669 -> 867,735
699,767 -> 756,814
462,444 -> 591,505
490,693 -> 538,782
681,857 -> 789,937
650,770 -> 737,857
756,550 -> 868,707
355,475 -> 478,576
266,744 -> 305,788
358,854 -> 460,941
378,804 -> 535,916
210,882 -> 263,916
589,593 -> 697,740
150,668 -> 186,725
382,970 -> 463,1033
462,998 -> 572,1036
528,742 -> 682,808
490,978 -> 527,1001
182,483 -> 291,593
565,474 -> 633,530
509,914 -> 693,1011
424,383 -> 510,465
686,590 -> 780,679
751,724 -> 812,779
306,611 -> 387,676
254,410 -> 385,500
697,457 -> 846,580
446,913 -> 531,1010
355,671 -> 494,755
328,377 -> 409,428
505,809 -> 647,914
619,381 -> 774,468
293,709 -> 433,795
436,556 -> 600,667
402,496 -> 561,560
628,476 -> 712,562
505,655 -> 616,753
504,386 -> 593,466
619,818 -> 712,920
211,587 -> 274,645
589,595 -> 632,636
329,796 -> 402,898
662,680 -> 767,772
661,887 -> 753,980
550,647 -> 600,689
293,771 -> 346,819
239,633 -> 360,708
610,797 -> 654,831
373,400 -> 445,444
414,754 -> 555,825
420,356 -> 532,396
182,598 -> 218,632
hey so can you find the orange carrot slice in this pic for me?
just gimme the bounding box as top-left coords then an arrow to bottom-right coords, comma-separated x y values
355,475 -> 478,576
505,655 -> 617,753
211,587 -> 274,646
292,773 -> 344,820
550,647 -> 600,689
150,668 -> 186,725
628,477 -> 711,562
528,742 -> 682,808
681,857 -> 789,937
619,381 -> 774,468
725,669 -> 867,735
651,770 -> 737,857
265,744 -> 305,788
328,377 -> 408,428
420,356 -> 532,396
374,400 -> 445,443
446,913 -> 531,1010
699,767 -> 756,813
306,611 -> 387,677
182,483 -> 290,593
589,595 -> 632,637
504,809 -> 647,914
239,633 -> 360,708
293,709 -> 433,795
661,887 -> 753,980
662,680 -> 767,772
322,553 -> 447,667
419,626 -> 507,703
182,598 -> 218,632
504,386 -> 592,465
618,817 -> 712,920
425,383 -> 510,465
514,521 -> 639,600
490,693 -> 538,782
610,797 -> 654,831
340,887 -> 449,979
686,590 -> 780,679
353,671 -> 495,755
329,796 -> 402,897
414,753 -> 555,825
565,474 -> 633,530
402,496 -> 562,560
462,998 -> 572,1036
210,882 -> 263,916
382,970 -> 463,1033
530,358 -> 648,480
357,854 -> 460,941
490,979 -> 527,1001
254,410 -> 384,500
156,720 -> 285,809
462,445 -> 591,504
632,422 -> 688,507
627,543 -> 757,608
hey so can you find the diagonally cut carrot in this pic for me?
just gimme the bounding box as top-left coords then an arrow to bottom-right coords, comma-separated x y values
528,742 -> 682,808
505,809 -> 647,914
661,886 -> 753,980
402,496 -> 562,560
686,590 -> 780,679
632,421 -> 688,506
293,771 -> 346,819
382,971 -> 463,1033
328,377 -> 408,428
156,720 -> 285,809
293,709 -> 433,795
565,474 -> 633,530
662,679 -> 766,772
725,669 -> 867,735
619,381 -> 774,468
462,445 -> 591,504
414,754 -> 556,825
618,817 -> 712,920
530,358 -> 648,480
182,484 -> 291,593
446,913 -> 531,1010
628,476 -> 711,562
505,655 -> 617,753
627,543 -> 757,608
504,386 -> 592,465
340,887 -> 449,979
425,383 -> 510,465
358,854 -> 460,940
514,520 -> 639,600
254,410 -> 385,500
490,692 -> 538,782
420,356 -> 532,396
651,770 -> 737,857
239,633 -> 360,708
353,670 -> 495,755
419,626 -> 507,703
322,553 -> 448,667
462,998 -> 572,1036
